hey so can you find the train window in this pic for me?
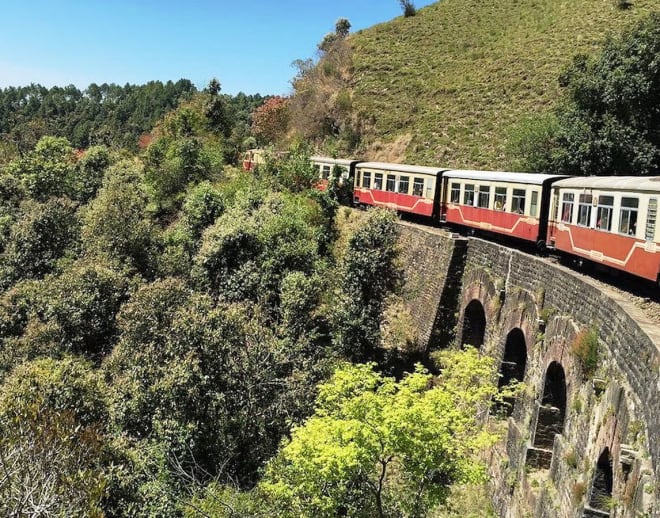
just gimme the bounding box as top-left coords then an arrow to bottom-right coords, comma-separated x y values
321,165 -> 331,179
512,189 -> 526,214
619,197 -> 638,235
373,173 -> 383,190
386,175 -> 396,192
450,183 -> 461,203
494,187 -> 506,210
362,171 -> 371,189
577,194 -> 593,226
530,191 -> 539,217
478,186 -> 490,208
596,195 -> 614,231
464,184 -> 475,206
645,199 -> 657,241
561,193 -> 574,223
398,176 -> 410,194
413,177 -> 424,197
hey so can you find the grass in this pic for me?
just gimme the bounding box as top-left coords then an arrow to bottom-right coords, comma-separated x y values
348,0 -> 657,169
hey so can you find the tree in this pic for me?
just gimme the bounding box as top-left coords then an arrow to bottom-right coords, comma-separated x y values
143,105 -> 223,212
72,145 -> 112,203
192,190 -> 327,311
261,349 -> 500,518
204,78 -> 231,136
5,136 -> 76,200
250,96 -> 289,145
81,160 -> 158,277
105,279 -> 323,488
0,197 -> 80,289
335,18 -> 351,38
0,357 -> 108,517
318,18 -> 351,54
332,208 -> 401,362
511,13 -> 660,175
9,258 -> 130,361
399,0 -> 416,17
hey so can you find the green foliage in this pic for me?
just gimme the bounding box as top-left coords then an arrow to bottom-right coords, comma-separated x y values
507,114 -> 561,172
513,12 -> 660,175
181,180 -> 226,239
0,358 -> 108,515
81,160 -> 158,277
6,259 -> 130,362
73,145 -> 113,203
0,197 -> 80,288
0,356 -> 108,426
571,327 -> 599,378
333,208 -> 401,362
279,270 -> 326,342
257,147 -> 320,193
0,80 -> 196,151
143,106 -> 224,212
185,483 -> 263,517
261,349 -> 499,517
192,190 -> 327,311
6,136 -> 76,200
105,278 -> 324,487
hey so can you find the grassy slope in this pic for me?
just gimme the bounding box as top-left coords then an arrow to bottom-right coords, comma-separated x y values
349,0 -> 657,168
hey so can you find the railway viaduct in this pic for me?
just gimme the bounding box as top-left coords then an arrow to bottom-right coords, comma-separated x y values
396,222 -> 660,517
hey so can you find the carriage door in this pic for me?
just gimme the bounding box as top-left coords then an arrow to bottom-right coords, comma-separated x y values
547,190 -> 560,246
645,198 -> 657,242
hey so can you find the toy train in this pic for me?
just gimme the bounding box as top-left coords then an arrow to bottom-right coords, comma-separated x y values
311,156 -> 660,285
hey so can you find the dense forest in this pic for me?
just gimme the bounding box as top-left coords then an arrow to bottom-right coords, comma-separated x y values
1,4 -> 659,517
0,80 -> 267,159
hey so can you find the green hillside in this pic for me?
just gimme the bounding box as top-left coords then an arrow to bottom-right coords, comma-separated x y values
349,0 -> 657,168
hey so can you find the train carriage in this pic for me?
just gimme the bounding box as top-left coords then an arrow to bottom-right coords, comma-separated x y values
353,162 -> 447,217
548,176 -> 660,283
441,170 -> 568,246
310,156 -> 359,191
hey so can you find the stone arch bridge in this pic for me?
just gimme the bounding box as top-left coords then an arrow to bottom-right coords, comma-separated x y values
396,222 -> 660,518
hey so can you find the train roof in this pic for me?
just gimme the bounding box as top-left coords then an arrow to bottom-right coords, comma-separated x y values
553,176 -> 660,192
310,156 -> 359,167
443,169 -> 568,185
355,161 -> 448,175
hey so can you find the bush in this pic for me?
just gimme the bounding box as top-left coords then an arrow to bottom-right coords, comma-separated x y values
0,197 -> 80,289
571,327 -> 598,378
400,0 -> 416,17
81,161 -> 159,277
332,208 -> 401,362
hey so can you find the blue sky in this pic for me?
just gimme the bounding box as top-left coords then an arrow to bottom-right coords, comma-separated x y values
0,1 -> 436,96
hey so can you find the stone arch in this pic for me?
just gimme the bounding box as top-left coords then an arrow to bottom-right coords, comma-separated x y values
588,448 -> 614,514
495,327 -> 527,417
533,361 -> 567,450
461,299 -> 486,348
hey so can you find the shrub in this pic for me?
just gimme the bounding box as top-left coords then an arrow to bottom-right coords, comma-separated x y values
571,327 -> 599,378
400,0 -> 416,17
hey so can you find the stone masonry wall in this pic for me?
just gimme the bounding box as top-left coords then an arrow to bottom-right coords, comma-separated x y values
395,223 -> 467,351
395,223 -> 659,517
464,237 -> 659,518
